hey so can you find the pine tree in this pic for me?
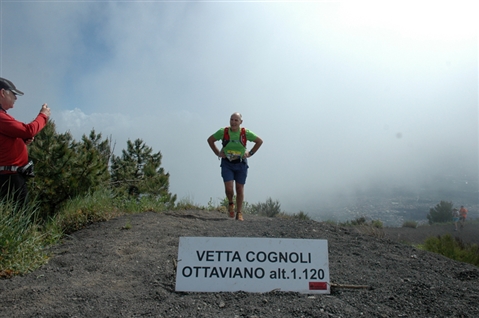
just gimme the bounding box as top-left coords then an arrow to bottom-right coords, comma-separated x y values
28,121 -> 111,218
427,201 -> 454,224
110,139 -> 176,206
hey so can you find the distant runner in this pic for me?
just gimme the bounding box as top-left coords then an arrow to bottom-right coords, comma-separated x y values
459,206 -> 468,228
452,208 -> 460,231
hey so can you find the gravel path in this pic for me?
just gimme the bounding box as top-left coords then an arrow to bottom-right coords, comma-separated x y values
1,210 -> 478,317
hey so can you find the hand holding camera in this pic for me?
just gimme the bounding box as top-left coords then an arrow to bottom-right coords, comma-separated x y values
40,103 -> 51,118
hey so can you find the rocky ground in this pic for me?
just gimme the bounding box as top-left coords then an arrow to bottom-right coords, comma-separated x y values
1,210 -> 478,318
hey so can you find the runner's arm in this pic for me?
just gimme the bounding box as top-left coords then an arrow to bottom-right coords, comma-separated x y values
207,135 -> 225,158
246,136 -> 263,158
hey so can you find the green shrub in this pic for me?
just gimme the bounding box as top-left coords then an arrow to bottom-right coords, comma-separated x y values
402,220 -> 418,228
293,211 -> 311,220
1,188 -> 171,276
340,217 -> 384,237
341,217 -> 367,226
276,211 -> 311,220
427,201 -> 454,224
423,234 -> 479,266
371,219 -> 383,228
175,196 -> 199,210
52,189 -> 122,234
357,223 -> 385,238
251,197 -> 282,217
351,217 -> 367,225
206,197 -> 216,211
0,199 -> 47,276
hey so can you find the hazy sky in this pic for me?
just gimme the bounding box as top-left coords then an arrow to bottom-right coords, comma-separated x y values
1,0 -> 477,216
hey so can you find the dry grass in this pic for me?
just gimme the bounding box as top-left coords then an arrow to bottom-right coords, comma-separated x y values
355,224 -> 386,239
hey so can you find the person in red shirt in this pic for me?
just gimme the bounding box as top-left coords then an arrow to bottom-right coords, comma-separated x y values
459,206 -> 468,228
0,77 -> 50,205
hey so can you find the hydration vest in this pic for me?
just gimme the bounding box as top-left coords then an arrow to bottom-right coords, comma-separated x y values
222,127 -> 247,148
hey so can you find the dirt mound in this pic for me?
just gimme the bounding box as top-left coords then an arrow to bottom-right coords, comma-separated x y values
1,210 -> 478,317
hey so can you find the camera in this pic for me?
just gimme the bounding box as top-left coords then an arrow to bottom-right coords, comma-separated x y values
18,161 -> 35,178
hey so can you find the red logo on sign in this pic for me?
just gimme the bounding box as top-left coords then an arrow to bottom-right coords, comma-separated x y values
309,282 -> 328,290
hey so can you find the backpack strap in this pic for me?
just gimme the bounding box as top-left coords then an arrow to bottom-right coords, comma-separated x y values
222,127 -> 247,148
240,127 -> 247,148
222,127 -> 230,147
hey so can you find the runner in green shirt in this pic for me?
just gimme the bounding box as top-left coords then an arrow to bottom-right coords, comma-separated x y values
207,112 -> 263,221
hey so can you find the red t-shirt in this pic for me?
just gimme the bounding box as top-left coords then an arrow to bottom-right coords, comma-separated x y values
0,111 -> 48,167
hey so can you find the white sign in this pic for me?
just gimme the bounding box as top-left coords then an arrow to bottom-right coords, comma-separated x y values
175,237 -> 330,294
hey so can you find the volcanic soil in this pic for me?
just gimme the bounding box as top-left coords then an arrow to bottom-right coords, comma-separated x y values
1,210 -> 478,317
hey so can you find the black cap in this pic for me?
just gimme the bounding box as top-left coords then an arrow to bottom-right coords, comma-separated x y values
0,77 -> 24,96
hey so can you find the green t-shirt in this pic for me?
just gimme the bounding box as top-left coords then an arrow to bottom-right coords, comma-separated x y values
213,127 -> 258,161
